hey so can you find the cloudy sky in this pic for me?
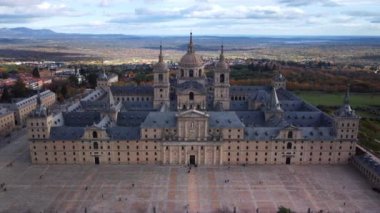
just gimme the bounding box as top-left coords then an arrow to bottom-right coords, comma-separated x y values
0,0 -> 379,35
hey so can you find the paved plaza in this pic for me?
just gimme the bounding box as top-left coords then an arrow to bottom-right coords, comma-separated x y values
0,133 -> 379,213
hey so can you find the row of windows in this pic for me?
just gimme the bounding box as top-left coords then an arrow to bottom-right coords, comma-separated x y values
226,157 -> 342,163
226,152 -> 349,157
37,151 -> 159,156
115,96 -> 151,102
226,144 -> 353,150
36,144 -> 159,150
34,157 -> 159,163
35,143 -> 353,151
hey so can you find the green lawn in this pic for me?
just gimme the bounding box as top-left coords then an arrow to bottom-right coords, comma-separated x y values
295,91 -> 380,107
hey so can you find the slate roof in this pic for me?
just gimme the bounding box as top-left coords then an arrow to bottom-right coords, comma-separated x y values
106,127 -> 140,140
111,85 -> 153,96
63,112 -> 101,127
50,126 -> 84,140
244,126 -> 334,140
230,101 -> 249,111
208,112 -> 245,128
177,81 -> 206,94
141,112 -> 177,128
122,101 -> 154,111
117,111 -> 150,127
354,154 -> 380,177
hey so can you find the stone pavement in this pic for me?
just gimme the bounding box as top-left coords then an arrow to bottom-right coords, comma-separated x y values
0,133 -> 379,212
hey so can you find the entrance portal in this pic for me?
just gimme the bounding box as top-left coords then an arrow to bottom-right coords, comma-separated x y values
95,156 -> 100,165
189,155 -> 196,165
286,157 -> 291,165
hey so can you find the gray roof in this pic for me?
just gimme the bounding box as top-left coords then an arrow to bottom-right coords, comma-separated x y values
141,112 -> 177,128
117,111 -> 150,127
300,127 -> 334,140
244,126 -> 334,140
230,86 -> 270,95
50,127 -> 84,140
111,85 -> 153,96
106,127 -> 140,140
284,112 -> 333,127
177,81 -> 206,94
245,127 -> 279,140
354,154 -> 380,177
208,112 -> 245,128
122,101 -> 154,111
230,101 -> 249,111
63,112 -> 101,127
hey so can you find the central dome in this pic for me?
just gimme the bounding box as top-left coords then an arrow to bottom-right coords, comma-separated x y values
180,52 -> 203,68
179,32 -> 203,68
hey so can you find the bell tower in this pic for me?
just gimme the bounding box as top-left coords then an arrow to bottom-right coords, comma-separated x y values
213,45 -> 230,110
153,44 -> 170,109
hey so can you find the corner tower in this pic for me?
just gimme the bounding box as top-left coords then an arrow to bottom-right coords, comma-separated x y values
272,70 -> 286,90
27,90 -> 53,140
213,45 -> 230,110
333,86 -> 360,140
153,44 -> 170,109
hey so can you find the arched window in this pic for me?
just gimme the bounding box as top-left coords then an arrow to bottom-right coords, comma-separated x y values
198,69 -> 202,77
189,92 -> 194,101
93,131 -> 98,138
158,74 -> 163,82
220,74 -> 225,83
287,142 -> 292,149
93,142 -> 99,149
189,69 -> 194,77
181,69 -> 184,77
288,131 -> 293,139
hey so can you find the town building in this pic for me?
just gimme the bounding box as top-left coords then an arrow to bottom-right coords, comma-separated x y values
1,90 -> 56,126
28,33 -> 359,166
0,107 -> 15,136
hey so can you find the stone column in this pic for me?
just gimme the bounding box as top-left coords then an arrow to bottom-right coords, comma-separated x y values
219,145 -> 223,165
178,145 -> 181,164
198,146 -> 201,165
213,146 -> 216,165
185,146 -> 188,165
168,146 -> 171,164
163,145 -> 166,164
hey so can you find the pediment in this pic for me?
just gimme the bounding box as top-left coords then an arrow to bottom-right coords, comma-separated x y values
176,109 -> 209,118
282,124 -> 298,131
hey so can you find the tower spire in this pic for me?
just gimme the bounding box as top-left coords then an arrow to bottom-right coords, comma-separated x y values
220,44 -> 225,61
158,42 -> 163,63
36,89 -> 41,107
188,32 -> 193,53
269,87 -> 283,112
344,84 -> 350,105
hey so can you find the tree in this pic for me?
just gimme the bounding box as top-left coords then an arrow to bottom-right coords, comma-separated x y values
68,75 -> 79,86
1,72 -> 9,79
1,86 -> 11,102
61,84 -> 68,98
87,73 -> 98,89
32,67 -> 40,78
277,206 -> 294,213
12,78 -> 28,98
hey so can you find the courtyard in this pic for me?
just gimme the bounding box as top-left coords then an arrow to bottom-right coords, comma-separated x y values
0,133 -> 379,213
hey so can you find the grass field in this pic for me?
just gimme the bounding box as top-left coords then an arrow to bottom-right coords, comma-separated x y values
295,91 -> 380,107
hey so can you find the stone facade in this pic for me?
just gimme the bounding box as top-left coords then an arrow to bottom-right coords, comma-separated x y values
28,33 -> 359,166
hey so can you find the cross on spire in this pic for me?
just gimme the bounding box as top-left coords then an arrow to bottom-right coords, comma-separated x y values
220,44 -> 225,61
188,32 -> 193,53
158,42 -> 163,63
344,84 -> 350,105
